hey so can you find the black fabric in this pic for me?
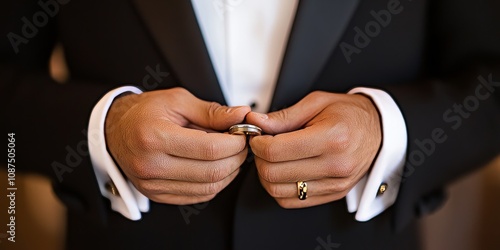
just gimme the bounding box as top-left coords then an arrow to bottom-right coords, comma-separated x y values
1,0 -> 499,249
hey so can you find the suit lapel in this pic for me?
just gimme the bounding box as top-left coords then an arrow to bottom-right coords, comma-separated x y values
130,2 -> 362,247
130,0 -> 226,104
131,0 -> 359,108
270,0 -> 361,111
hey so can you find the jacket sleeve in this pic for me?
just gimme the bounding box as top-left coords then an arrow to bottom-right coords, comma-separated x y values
0,0 -> 115,220
385,0 -> 500,231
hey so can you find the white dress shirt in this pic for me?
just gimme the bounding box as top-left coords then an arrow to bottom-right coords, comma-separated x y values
88,0 -> 408,222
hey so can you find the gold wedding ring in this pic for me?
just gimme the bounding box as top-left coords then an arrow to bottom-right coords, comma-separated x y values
229,124 -> 262,136
297,181 -> 308,200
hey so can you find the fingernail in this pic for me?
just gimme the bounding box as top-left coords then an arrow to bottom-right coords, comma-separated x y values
255,113 -> 268,119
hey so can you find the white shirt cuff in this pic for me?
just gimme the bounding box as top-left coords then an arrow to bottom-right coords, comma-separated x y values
345,87 -> 408,221
88,86 -> 149,221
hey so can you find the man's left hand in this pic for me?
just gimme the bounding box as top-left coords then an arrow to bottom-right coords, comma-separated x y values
246,91 -> 382,208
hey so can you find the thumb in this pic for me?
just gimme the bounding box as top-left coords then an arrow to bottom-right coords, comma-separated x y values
167,88 -> 251,130
246,92 -> 331,134
185,101 -> 251,130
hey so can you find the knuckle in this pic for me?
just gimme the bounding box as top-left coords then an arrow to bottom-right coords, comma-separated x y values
259,141 -> 278,162
275,109 -> 288,122
207,102 -> 223,128
202,142 -> 222,160
205,166 -> 228,183
207,102 -> 222,115
203,182 -> 223,195
267,184 -> 283,198
133,125 -> 156,151
271,110 -> 290,133
258,165 -> 279,183
326,127 -> 350,152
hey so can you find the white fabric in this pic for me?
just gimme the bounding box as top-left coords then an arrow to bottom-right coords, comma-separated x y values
192,0 -> 298,113
346,87 -> 408,221
88,86 -> 148,221
87,1 -> 409,222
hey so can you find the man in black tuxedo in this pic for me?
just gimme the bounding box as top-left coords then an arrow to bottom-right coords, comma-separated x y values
1,0 -> 499,249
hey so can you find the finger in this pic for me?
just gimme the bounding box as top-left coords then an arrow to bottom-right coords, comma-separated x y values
249,131 -> 322,163
134,167 -> 240,196
249,122 -> 348,162
274,193 -> 349,209
258,176 -> 354,199
189,103 -> 250,130
246,91 -> 335,134
254,153 -> 357,183
148,193 -> 217,205
124,148 -> 248,182
185,123 -> 219,133
171,88 -> 251,130
157,125 -> 248,160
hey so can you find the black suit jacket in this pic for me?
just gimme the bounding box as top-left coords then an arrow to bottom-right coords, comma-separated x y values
1,0 -> 500,249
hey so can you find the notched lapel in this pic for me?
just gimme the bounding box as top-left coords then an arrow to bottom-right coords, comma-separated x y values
130,0 -> 226,104
271,0 -> 361,111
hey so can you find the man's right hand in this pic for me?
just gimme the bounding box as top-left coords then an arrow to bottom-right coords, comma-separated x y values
105,87 -> 250,205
